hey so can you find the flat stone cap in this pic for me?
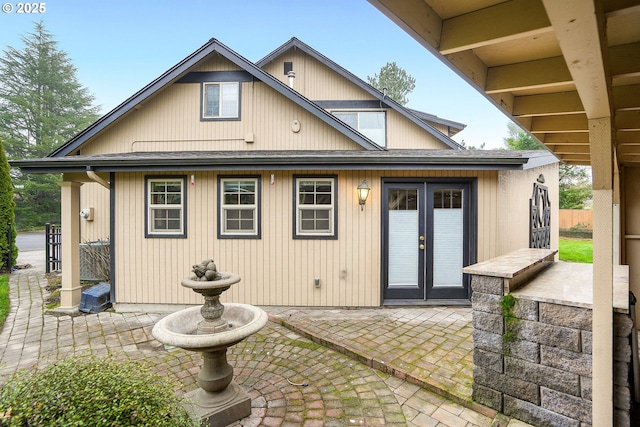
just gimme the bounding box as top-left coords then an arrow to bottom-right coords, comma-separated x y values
462,248 -> 557,279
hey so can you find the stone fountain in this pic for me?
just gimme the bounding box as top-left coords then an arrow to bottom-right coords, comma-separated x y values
152,259 -> 267,427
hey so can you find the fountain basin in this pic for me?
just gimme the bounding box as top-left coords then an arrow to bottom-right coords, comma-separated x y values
152,303 -> 267,353
181,273 -> 240,291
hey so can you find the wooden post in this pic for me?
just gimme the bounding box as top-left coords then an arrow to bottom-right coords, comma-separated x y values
590,117 -> 614,425
58,181 -> 83,309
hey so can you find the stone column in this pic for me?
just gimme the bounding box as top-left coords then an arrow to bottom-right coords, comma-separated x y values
59,181 -> 82,309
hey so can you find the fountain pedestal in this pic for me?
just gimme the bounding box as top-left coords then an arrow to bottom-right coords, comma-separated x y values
152,262 -> 267,427
185,349 -> 250,427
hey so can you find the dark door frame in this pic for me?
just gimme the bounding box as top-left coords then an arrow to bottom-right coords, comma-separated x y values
380,177 -> 477,305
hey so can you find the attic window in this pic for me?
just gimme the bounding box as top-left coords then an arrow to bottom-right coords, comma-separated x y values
202,82 -> 239,119
332,111 -> 386,147
284,62 -> 293,75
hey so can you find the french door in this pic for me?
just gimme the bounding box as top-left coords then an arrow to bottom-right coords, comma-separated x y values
382,180 -> 473,302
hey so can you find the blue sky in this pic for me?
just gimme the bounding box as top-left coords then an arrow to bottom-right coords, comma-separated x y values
0,0 -> 514,149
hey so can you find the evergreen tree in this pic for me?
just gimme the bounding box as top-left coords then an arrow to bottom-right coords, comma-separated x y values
503,122 -> 546,150
0,21 -> 99,158
0,21 -> 99,228
0,139 -> 18,272
367,62 -> 416,106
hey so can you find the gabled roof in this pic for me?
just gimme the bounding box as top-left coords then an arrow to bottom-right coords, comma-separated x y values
406,109 -> 466,137
49,38 -> 384,158
257,37 -> 465,149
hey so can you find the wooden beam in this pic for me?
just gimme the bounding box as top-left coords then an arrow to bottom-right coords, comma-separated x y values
616,110 -> 640,130
616,144 -> 640,154
513,92 -> 584,116
367,0 -> 442,50
445,50 -> 489,91
486,56 -> 573,93
489,92 -> 515,115
549,145 -> 591,154
613,84 -> 640,111
541,132 -> 590,143
610,42 -> 640,79
562,159 -> 592,166
605,0 -> 640,16
545,141 -> 591,148
530,115 -> 589,133
439,0 -> 551,54
542,0 -> 612,119
617,155 -> 640,166
513,116 -> 532,131
617,130 -> 640,143
559,153 -> 591,163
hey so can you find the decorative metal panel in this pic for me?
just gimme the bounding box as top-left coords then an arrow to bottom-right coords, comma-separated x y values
530,176 -> 551,249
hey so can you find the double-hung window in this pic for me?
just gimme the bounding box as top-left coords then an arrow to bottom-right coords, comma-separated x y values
294,176 -> 337,238
146,176 -> 186,238
219,177 -> 260,238
202,82 -> 239,119
332,111 -> 386,147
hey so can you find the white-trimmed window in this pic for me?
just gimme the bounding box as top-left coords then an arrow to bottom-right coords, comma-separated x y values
332,111 -> 386,147
219,177 -> 260,238
294,176 -> 337,238
146,177 -> 186,237
203,82 -> 239,119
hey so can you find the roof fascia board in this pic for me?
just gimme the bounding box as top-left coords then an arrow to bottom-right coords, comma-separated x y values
257,37 -> 465,150
407,108 -> 466,130
11,153 -> 530,174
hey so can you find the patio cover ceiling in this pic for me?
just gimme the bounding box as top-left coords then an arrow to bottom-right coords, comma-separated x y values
367,0 -> 640,167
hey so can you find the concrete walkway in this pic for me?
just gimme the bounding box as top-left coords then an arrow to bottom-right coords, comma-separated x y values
1,250 -> 532,426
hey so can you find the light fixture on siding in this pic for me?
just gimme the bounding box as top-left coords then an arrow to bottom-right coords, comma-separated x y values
357,179 -> 370,211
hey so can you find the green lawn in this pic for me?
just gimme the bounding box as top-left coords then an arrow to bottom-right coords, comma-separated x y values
559,238 -> 593,263
0,275 -> 8,329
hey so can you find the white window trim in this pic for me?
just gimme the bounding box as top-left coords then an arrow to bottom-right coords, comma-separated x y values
219,177 -> 259,237
294,176 -> 337,238
146,177 -> 186,237
202,82 -> 239,119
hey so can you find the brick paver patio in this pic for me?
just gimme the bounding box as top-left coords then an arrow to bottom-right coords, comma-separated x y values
0,251 -> 532,426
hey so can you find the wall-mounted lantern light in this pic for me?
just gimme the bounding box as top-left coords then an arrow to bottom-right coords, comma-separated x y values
357,179 -> 370,211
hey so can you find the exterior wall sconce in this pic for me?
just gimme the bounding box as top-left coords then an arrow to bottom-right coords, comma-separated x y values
357,179 -> 370,211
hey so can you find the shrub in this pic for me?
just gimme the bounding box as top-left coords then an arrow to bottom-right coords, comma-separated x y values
0,356 -> 196,426
0,140 -> 17,272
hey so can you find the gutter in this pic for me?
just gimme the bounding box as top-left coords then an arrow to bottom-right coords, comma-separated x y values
11,152 -> 532,174
87,167 -> 110,189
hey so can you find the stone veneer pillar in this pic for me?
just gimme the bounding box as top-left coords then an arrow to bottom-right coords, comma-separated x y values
463,248 -> 633,427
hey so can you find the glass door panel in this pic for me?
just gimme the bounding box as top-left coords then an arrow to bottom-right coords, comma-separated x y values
433,189 -> 464,287
383,184 -> 425,300
426,184 -> 470,300
388,190 -> 419,287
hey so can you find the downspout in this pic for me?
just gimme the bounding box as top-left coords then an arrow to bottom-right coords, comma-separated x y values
86,167 -> 110,189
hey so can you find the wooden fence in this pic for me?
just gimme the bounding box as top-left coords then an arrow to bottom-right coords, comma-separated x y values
559,209 -> 592,230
